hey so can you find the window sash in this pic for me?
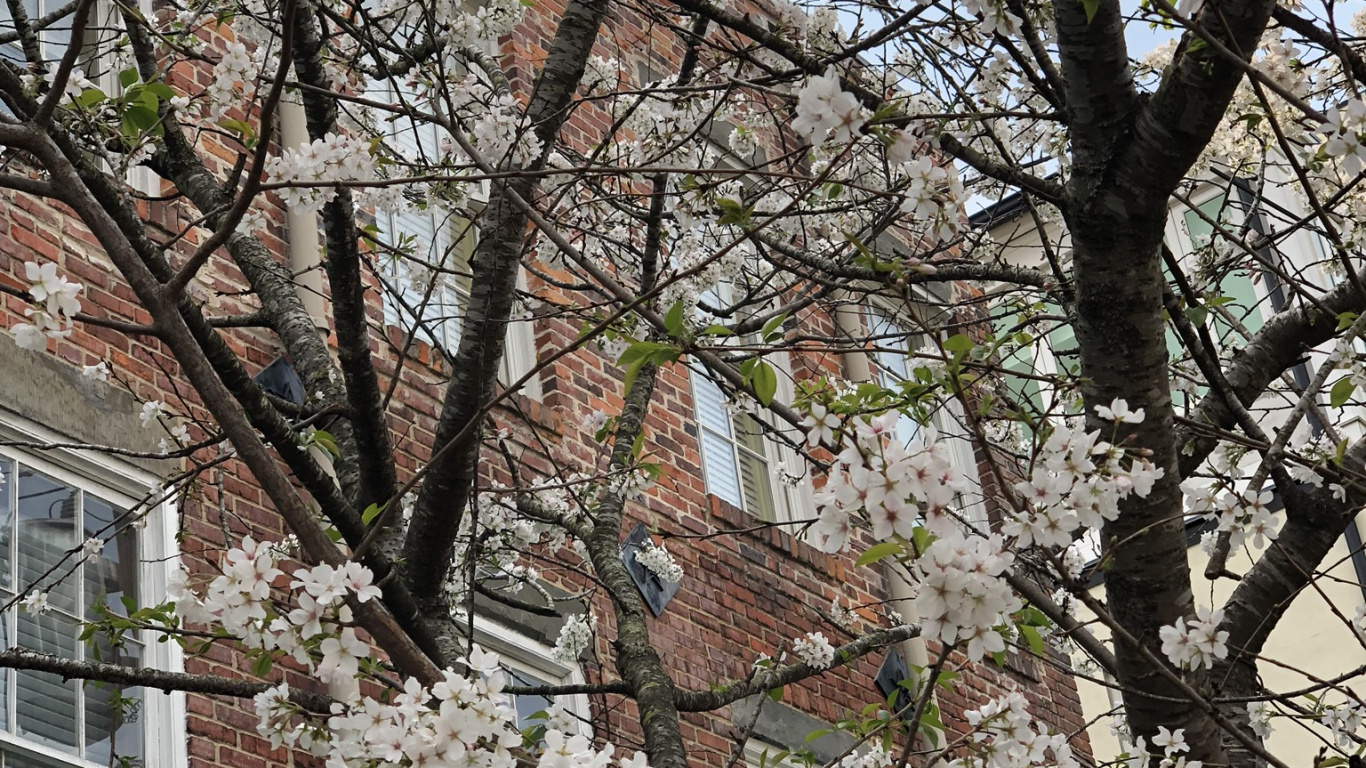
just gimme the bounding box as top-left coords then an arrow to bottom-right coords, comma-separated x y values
692,371 -> 782,520
0,458 -> 143,767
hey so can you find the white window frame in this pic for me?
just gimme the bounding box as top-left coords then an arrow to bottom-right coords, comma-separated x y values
0,0 -> 159,196
690,279 -> 813,524
0,410 -> 185,768
691,365 -> 805,523
470,616 -> 590,735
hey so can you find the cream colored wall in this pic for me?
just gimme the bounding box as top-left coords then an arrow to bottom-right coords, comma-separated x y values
978,187 -> 1366,762
1078,515 -> 1366,763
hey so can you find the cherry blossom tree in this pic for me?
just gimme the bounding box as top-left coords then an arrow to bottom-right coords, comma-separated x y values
0,0 -> 1364,766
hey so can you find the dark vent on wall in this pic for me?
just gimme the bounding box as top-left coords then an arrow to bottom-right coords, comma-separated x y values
620,523 -> 680,617
254,357 -> 305,406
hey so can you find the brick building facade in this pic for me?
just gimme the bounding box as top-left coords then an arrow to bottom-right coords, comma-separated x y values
0,1 -> 1091,768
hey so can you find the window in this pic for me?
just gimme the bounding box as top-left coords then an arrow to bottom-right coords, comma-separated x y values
377,204 -> 476,353
0,0 -> 76,63
1168,191 -> 1267,337
864,303 -> 991,530
369,83 -> 541,398
471,617 -> 589,733
693,371 -> 782,520
691,282 -> 811,522
0,426 -> 182,768
372,82 -> 474,354
867,304 -> 927,447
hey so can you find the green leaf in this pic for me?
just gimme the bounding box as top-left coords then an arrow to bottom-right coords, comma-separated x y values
857,541 -> 902,566
143,82 -> 175,100
1185,305 -> 1208,327
217,118 -> 255,139
1338,311 -> 1360,331
1080,0 -> 1099,23
1331,377 -> 1356,408
74,87 -> 107,109
362,502 -> 385,525
618,340 -> 680,393
767,686 -> 784,703
760,312 -> 789,343
118,67 -> 139,88
700,324 -> 733,337
942,333 -> 975,354
663,300 -> 686,338
312,429 -> 340,458
750,360 -> 778,405
1020,624 -> 1045,657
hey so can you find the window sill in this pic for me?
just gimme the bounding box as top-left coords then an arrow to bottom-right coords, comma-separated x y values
705,494 -> 836,578
382,325 -> 558,434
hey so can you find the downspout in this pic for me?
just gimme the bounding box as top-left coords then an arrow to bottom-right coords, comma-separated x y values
280,95 -> 346,527
281,96 -> 327,336
833,302 -> 929,671
1231,179 -> 1366,601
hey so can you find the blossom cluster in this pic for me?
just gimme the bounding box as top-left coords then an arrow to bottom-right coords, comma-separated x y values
169,538 -> 380,684
1182,485 -> 1280,550
791,67 -> 865,147
791,632 -> 836,669
266,133 -> 378,215
12,262 -> 82,351
1321,98 -> 1366,175
808,412 -> 969,554
957,691 -> 1077,768
1158,606 -> 1228,671
1003,419 -> 1164,550
553,613 -> 596,665
1321,700 -> 1364,747
917,529 -> 1021,662
633,542 -> 683,584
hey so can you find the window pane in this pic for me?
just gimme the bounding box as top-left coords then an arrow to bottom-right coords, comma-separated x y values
15,610 -> 79,753
16,468 -> 78,615
504,667 -> 553,730
0,0 -> 37,63
699,431 -> 742,510
84,642 -> 142,767
733,417 -> 775,520
0,460 -> 12,591
83,496 -> 137,619
693,373 -> 744,508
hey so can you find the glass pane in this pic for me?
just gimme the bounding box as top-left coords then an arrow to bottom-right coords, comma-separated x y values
505,667 -> 553,730
84,496 -> 137,619
734,417 -> 775,520
16,610 -> 79,753
85,642 -> 142,767
0,460 -> 12,591
5,750 -> 55,768
16,468 -> 79,615
699,431 -> 742,510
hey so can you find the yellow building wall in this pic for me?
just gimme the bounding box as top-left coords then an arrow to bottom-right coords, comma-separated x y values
1078,515 -> 1366,763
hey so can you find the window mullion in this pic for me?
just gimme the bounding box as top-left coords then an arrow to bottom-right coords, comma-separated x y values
74,489 -> 84,759
6,461 -> 14,736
